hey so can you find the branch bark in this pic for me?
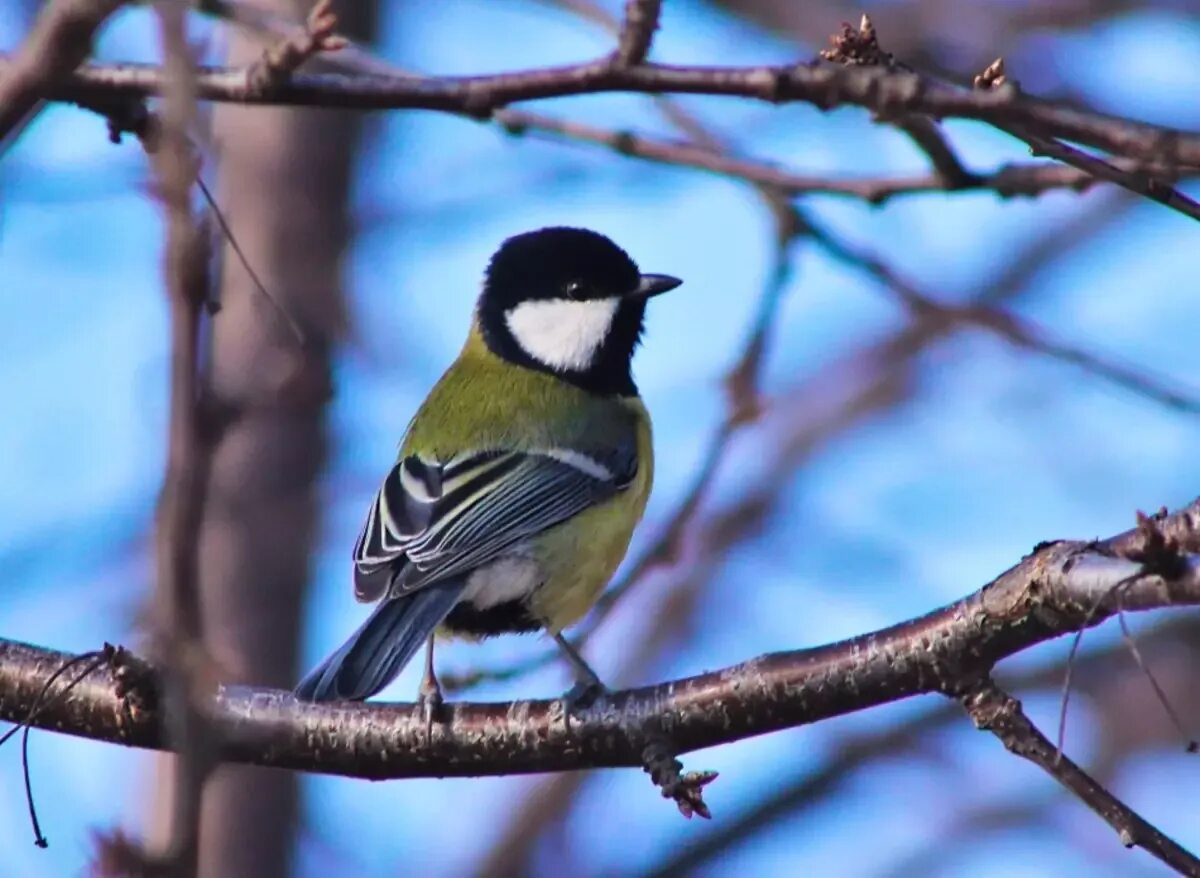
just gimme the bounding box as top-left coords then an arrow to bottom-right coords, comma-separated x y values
613,0 -> 661,66
650,615 -> 1200,875
193,0 -> 1200,206
15,57 -> 1200,167
2,500 -> 1198,783
140,6 -> 215,874
0,0 -> 126,143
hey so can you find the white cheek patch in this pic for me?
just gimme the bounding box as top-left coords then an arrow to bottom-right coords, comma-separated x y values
505,297 -> 619,371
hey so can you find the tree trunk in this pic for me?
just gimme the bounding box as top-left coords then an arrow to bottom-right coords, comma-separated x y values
146,3 -> 377,876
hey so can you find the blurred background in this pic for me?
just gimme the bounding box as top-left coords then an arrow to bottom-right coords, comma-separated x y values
2,1 -> 1199,875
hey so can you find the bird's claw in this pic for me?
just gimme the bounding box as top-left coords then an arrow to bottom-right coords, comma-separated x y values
418,685 -> 445,740
563,678 -> 607,711
562,678 -> 608,733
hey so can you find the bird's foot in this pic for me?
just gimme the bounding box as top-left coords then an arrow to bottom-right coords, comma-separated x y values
418,680 -> 446,740
561,677 -> 608,734
563,677 -> 607,711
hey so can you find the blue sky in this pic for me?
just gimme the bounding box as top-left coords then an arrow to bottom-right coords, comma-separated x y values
2,2 -> 1199,876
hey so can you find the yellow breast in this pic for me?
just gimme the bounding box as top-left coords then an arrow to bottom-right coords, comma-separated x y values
529,396 -> 654,632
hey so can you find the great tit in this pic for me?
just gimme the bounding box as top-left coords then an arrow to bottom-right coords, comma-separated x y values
295,227 -> 681,711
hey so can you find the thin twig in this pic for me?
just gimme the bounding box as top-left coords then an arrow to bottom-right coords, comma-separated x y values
821,16 -> 977,189
500,108 -> 1198,202
193,175 -> 307,343
961,678 -> 1200,875
821,19 -> 1200,223
71,78 -> 307,344
970,56 -> 1200,222
242,0 -> 346,98
1113,603 -> 1198,753
0,649 -> 106,848
642,735 -> 718,819
613,0 -> 661,66
802,218 -> 1200,414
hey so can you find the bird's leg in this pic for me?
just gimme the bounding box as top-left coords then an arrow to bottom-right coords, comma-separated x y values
553,631 -> 607,712
417,635 -> 445,737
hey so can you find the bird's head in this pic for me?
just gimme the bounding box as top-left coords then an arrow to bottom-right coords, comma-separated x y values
476,227 -> 682,396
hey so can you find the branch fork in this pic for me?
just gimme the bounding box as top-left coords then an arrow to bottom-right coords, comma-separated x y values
244,0 -> 347,98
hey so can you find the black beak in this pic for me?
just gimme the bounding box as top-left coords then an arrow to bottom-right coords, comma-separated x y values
633,273 -> 683,298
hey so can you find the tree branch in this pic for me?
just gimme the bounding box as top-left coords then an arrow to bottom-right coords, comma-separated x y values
819,19 -> 1200,223
799,216 -> 1200,415
2,501 -> 1198,787
193,0 -> 1200,206
0,0 -> 127,144
501,108 -> 1199,203
613,0 -> 661,67
129,7 -> 217,874
13,56 -> 1200,168
961,678 -> 1200,875
649,614 -> 1200,876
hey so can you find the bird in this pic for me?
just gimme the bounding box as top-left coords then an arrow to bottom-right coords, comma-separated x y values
295,226 -> 682,717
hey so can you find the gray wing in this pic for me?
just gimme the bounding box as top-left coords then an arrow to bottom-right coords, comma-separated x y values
352,443 -> 638,602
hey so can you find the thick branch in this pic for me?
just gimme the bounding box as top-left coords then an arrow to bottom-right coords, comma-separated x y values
16,58 -> 1200,166
1,501 -> 1198,780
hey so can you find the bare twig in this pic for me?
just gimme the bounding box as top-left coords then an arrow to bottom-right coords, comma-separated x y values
801,218 -> 1200,414
1113,605 -> 1198,753
194,1 -> 1200,206
961,678 -> 1200,875
0,649 -> 107,848
892,115 -> 979,187
822,16 -> 976,188
242,0 -> 346,98
613,0 -> 662,66
555,5 -> 1200,417
11,52 -> 1200,168
501,108 -> 1198,202
69,71 -> 307,345
970,57 -> 1200,222
0,0 -> 127,145
649,615 -> 1200,876
821,18 -> 1200,223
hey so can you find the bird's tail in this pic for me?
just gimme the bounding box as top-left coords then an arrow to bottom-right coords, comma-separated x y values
294,581 -> 466,702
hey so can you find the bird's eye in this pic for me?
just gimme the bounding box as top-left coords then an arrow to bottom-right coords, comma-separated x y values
564,280 -> 585,299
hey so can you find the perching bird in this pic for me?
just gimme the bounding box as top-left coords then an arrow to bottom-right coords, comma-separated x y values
295,227 -> 681,713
